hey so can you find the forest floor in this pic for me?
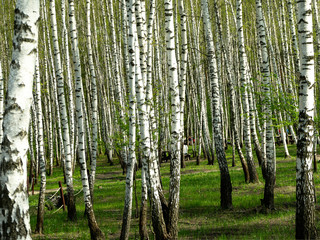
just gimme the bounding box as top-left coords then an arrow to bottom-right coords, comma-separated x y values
29,144 -> 320,239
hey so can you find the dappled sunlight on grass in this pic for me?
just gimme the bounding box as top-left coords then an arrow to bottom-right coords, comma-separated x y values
29,144 -> 320,239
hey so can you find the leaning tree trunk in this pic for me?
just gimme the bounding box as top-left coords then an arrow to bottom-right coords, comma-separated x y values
295,0 -> 317,238
237,0 -> 259,183
49,0 -> 77,221
178,0 -> 188,169
86,0 -> 98,204
120,0 -> 137,238
35,55 -> 47,235
214,0 -> 250,183
256,0 -> 276,210
0,0 -> 39,238
202,0 -> 232,209
68,0 -> 105,239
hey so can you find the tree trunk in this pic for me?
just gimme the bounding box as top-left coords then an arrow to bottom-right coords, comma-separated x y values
35,55 -> 46,234
296,0 -> 317,238
49,0 -> 77,221
237,0 -> 259,183
120,0 -> 137,237
203,0 -> 232,209
0,1 -> 39,238
68,0 -> 105,238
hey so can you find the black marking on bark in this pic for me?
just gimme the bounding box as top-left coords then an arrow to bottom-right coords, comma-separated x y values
17,130 -> 27,139
11,60 -> 20,70
0,155 -> 23,173
28,48 -> 37,56
5,103 -> 23,114
0,183 -> 29,239
14,8 -> 29,18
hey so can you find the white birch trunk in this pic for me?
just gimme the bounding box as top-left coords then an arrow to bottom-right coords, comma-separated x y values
35,55 -> 46,234
86,0 -> 98,201
120,2 -> 137,237
68,0 -> 105,238
0,1 -> 39,238
237,0 -> 259,183
256,0 -> 276,209
61,0 -> 76,166
214,0 -> 250,182
202,0 -> 232,209
49,0 -> 77,221
296,0 -> 316,238
165,1 -> 182,238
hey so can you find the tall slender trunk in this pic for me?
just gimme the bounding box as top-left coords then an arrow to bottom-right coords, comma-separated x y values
68,0 -> 105,239
237,0 -> 259,183
178,0 -> 188,169
35,55 -> 46,234
86,0 -> 98,203
256,0 -> 276,209
202,0 -> 232,209
165,0 -> 183,238
214,0 -> 250,183
61,0 -> 76,166
120,1 -> 137,238
295,0 -> 317,238
49,0 -> 77,221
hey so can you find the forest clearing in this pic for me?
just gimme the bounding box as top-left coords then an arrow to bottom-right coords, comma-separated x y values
0,0 -> 320,239
28,145 -> 320,239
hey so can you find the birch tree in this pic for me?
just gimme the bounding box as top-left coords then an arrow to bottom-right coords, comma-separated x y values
0,0 -> 39,238
49,0 -> 77,221
86,0 -> 98,203
165,0 -> 183,237
295,0 -> 317,238
68,0 -> 105,238
237,0 -> 259,183
256,0 -> 276,210
202,0 -> 232,209
120,0 -> 137,238
35,55 -> 46,234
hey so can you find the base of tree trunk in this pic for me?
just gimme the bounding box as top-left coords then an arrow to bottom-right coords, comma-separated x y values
220,172 -> 233,209
87,207 -> 105,240
262,173 -> 275,210
139,199 -> 149,240
67,191 -> 77,221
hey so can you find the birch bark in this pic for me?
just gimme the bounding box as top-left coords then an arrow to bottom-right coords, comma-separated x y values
296,0 -> 316,238
202,0 -> 232,209
165,0 -> 182,237
0,0 -> 39,238
214,0 -> 250,183
237,0 -> 259,183
49,0 -> 77,221
86,0 -> 98,203
256,0 -> 276,209
120,1 -> 137,238
35,55 -> 46,234
68,0 -> 105,238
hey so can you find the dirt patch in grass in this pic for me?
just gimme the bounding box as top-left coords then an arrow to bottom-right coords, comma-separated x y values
96,170 -> 124,181
275,185 -> 295,195
181,168 -> 219,175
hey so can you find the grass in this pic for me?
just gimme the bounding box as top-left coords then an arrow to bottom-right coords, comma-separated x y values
29,144 -> 320,239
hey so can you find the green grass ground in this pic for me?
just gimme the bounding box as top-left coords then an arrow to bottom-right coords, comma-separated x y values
29,144 -> 320,239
